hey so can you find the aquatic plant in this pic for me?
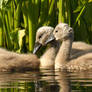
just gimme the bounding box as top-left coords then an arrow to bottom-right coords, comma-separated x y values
0,0 -> 91,52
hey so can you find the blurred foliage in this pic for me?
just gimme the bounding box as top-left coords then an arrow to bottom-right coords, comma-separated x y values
0,0 -> 92,53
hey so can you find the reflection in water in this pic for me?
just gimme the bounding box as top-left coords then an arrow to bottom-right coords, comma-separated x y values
0,70 -> 92,92
55,71 -> 71,92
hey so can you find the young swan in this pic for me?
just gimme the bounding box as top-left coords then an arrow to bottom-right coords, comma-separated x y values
33,26 -> 60,69
53,23 -> 92,71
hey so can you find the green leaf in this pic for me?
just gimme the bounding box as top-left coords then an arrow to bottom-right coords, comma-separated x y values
73,5 -> 86,27
73,6 -> 83,13
18,29 -> 25,51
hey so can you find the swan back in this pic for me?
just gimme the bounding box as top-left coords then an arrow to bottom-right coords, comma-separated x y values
0,49 -> 40,72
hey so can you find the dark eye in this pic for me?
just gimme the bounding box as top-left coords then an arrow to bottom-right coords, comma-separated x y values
68,28 -> 73,33
55,30 -> 58,33
39,35 -> 42,39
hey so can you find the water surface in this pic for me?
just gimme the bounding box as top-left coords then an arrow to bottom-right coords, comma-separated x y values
0,70 -> 92,92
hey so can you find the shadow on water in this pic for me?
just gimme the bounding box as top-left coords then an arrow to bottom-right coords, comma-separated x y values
0,70 -> 92,92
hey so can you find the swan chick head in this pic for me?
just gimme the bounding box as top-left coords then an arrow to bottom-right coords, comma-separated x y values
33,26 -> 55,54
53,23 -> 74,41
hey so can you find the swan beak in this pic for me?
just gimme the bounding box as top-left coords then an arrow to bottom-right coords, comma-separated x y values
33,42 -> 42,54
45,33 -> 55,44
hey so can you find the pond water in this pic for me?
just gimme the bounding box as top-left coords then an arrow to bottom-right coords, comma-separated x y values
0,69 -> 92,92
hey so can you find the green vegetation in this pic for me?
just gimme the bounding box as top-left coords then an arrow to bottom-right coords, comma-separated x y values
0,0 -> 92,52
